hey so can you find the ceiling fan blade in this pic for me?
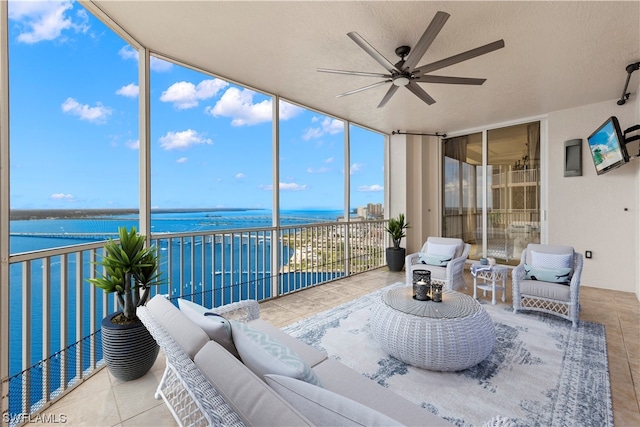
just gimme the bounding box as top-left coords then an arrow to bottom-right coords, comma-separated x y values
413,75 -> 486,85
317,68 -> 391,79
414,39 -> 505,74
336,80 -> 391,98
406,82 -> 436,105
377,85 -> 400,108
347,32 -> 399,73
403,11 -> 450,71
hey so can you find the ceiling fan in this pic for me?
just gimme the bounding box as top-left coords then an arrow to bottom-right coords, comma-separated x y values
317,11 -> 505,108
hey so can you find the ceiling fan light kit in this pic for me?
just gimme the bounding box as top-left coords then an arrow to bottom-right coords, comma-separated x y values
318,11 -> 505,108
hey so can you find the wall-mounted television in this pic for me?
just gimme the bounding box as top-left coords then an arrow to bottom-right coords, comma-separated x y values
587,116 -> 629,175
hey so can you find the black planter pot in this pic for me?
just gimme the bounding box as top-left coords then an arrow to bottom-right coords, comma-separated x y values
101,312 -> 159,381
386,247 -> 406,272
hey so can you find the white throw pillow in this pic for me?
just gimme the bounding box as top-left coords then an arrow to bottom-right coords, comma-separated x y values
177,298 -> 238,357
531,251 -> 573,269
426,242 -> 457,259
265,374 -> 402,427
230,320 -> 322,386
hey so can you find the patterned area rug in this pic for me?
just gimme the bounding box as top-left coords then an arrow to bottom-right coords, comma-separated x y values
282,283 -> 613,427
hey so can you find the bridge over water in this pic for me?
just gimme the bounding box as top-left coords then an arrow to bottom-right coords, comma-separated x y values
10,232 -> 119,240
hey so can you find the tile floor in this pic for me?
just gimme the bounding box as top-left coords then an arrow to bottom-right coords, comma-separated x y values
28,268 -> 640,426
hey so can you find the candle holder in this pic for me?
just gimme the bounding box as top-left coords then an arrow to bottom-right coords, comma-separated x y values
412,269 -> 432,301
412,269 -> 431,297
431,283 -> 443,302
415,280 -> 431,301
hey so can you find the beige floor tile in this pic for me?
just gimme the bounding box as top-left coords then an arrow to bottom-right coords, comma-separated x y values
121,403 -> 176,426
39,386 -> 121,426
111,368 -> 167,421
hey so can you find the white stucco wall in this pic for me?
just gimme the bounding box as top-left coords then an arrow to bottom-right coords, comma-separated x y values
547,99 -> 639,294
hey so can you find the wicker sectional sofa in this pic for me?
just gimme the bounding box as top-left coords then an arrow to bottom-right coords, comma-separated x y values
138,295 -> 451,427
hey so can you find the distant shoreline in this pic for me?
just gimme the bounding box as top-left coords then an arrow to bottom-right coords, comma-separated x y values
10,208 -> 259,220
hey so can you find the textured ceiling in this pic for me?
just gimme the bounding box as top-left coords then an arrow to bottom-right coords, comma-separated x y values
88,1 -> 640,135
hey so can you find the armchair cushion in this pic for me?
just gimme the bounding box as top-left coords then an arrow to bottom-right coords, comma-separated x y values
524,264 -> 572,285
519,279 -> 571,302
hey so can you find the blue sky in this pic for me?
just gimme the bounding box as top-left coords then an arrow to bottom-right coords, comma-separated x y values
7,0 -> 384,211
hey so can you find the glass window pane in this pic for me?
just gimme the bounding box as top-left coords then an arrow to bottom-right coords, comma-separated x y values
9,2 -> 138,253
150,63 -> 273,230
349,125 -> 384,219
278,104 -> 344,220
487,122 -> 540,264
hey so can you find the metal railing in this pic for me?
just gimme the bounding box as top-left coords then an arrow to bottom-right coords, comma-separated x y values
2,219 -> 386,425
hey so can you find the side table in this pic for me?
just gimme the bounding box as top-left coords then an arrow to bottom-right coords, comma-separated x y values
471,263 -> 508,305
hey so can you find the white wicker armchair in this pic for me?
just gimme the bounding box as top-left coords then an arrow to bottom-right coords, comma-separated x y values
405,237 -> 470,290
512,243 -> 583,327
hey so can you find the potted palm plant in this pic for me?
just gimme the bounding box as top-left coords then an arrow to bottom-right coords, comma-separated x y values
88,226 -> 163,381
385,213 -> 410,271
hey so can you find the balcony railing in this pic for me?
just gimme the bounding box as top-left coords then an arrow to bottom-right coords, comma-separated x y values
2,219 -> 386,426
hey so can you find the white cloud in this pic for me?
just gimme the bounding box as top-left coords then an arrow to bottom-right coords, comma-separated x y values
118,45 -> 173,72
235,172 -> 245,179
61,97 -> 112,123
158,129 -> 212,150
116,83 -> 139,98
260,182 -> 308,191
9,0 -> 88,44
50,193 -> 75,201
280,182 -> 307,191
350,163 -> 364,175
125,139 -> 139,150
303,117 -> 343,140
176,157 -> 188,163
207,88 -> 303,126
160,79 -> 228,109
118,45 -> 137,60
150,57 -> 173,72
279,101 -> 304,120
357,184 -> 384,192
325,157 -> 334,163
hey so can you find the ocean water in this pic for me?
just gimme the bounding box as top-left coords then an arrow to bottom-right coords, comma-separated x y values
6,209 -> 343,417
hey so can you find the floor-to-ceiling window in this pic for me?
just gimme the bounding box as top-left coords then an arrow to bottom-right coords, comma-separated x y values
349,124 -> 384,220
443,122 -> 540,265
278,102 -> 344,217
149,60 -> 273,224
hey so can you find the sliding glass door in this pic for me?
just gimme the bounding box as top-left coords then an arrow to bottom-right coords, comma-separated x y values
443,122 -> 540,265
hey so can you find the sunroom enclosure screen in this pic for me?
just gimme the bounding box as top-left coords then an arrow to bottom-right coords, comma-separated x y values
443,122 -> 541,265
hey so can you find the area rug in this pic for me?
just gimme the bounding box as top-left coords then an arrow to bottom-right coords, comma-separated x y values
282,283 -> 613,427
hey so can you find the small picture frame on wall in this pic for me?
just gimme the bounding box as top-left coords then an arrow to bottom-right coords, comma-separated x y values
564,139 -> 582,177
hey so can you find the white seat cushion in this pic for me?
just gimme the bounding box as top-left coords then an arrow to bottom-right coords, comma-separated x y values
265,374 -> 402,427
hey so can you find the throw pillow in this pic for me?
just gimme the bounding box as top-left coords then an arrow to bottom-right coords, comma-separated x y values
264,374 -> 402,427
524,263 -> 572,284
531,251 -> 573,269
418,252 -> 451,266
177,299 -> 238,357
426,242 -> 457,257
229,320 -> 322,387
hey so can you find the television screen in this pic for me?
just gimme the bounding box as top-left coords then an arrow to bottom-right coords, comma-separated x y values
587,116 -> 629,175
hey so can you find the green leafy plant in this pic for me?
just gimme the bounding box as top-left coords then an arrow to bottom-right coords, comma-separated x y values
88,226 -> 163,323
385,213 -> 410,249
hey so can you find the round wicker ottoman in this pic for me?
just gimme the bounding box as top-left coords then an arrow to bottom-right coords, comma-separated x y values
370,286 -> 496,371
